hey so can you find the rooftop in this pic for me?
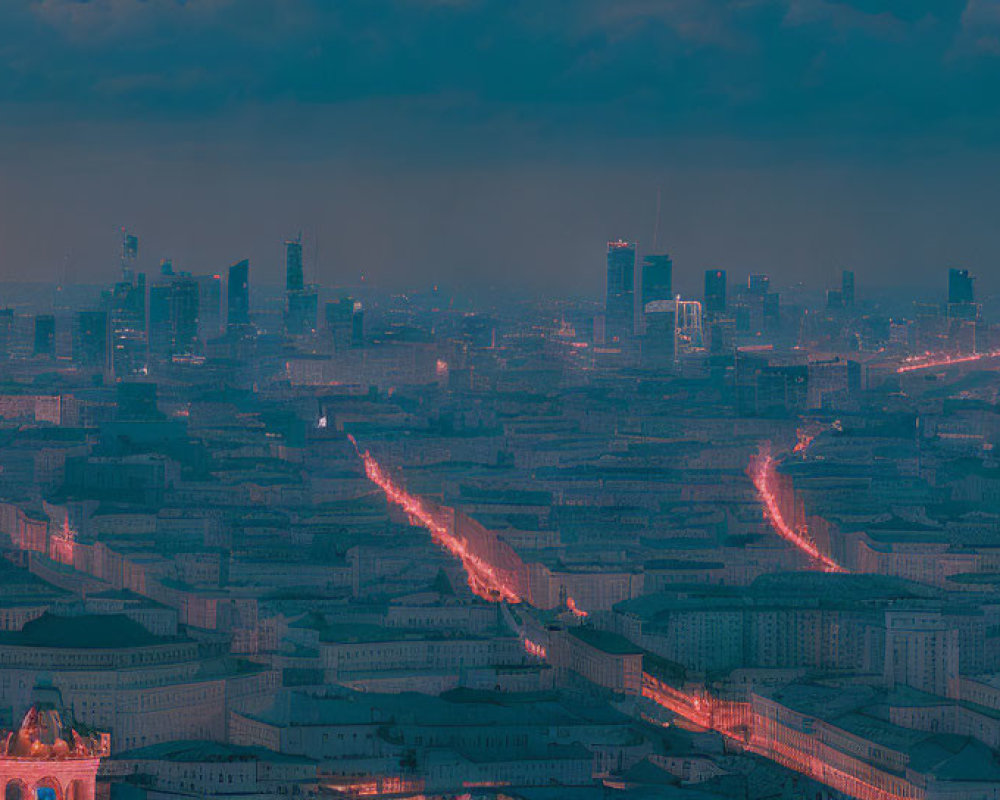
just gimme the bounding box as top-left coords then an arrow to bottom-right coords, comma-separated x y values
0,613 -> 182,650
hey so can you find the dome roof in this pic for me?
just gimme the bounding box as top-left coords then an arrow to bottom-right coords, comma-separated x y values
1,706 -> 108,760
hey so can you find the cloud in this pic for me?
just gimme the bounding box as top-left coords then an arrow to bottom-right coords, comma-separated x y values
0,0 -> 999,159
4,2 -> 1000,294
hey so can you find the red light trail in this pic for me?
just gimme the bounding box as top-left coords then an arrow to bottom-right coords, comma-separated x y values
750,443 -> 846,573
350,436 -> 522,603
643,675 -> 915,800
641,673 -> 749,738
350,436 -> 902,800
566,596 -> 588,617
897,349 -> 1000,373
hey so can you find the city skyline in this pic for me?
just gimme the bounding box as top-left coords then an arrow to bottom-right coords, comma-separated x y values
3,2 -> 1000,291
2,4 -> 1000,800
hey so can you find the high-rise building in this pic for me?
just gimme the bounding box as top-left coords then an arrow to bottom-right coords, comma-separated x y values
75,310 -> 108,368
763,291 -> 780,330
948,268 -> 977,321
121,230 -> 139,281
196,274 -> 222,340
352,301 -> 365,348
842,270 -> 855,308
605,240 -> 636,344
227,260 -> 250,330
0,309 -> 12,358
747,273 -> 770,296
642,300 -> 675,369
641,254 -> 673,309
284,235 -> 316,336
704,270 -> 726,315
325,296 -> 364,351
948,268 -> 974,305
170,276 -> 200,355
148,284 -> 173,359
110,272 -> 146,377
148,274 -> 199,360
33,315 -> 55,356
286,289 -> 318,336
286,239 -> 304,292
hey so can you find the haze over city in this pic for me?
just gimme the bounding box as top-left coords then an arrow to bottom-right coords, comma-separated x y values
1,3 -> 1000,800
4,1 -> 1000,291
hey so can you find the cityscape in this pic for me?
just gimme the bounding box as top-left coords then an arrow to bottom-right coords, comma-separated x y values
0,230 -> 996,800
3,2 -> 1000,799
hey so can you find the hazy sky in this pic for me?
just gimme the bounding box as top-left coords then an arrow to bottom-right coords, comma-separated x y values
2,0 -> 1000,296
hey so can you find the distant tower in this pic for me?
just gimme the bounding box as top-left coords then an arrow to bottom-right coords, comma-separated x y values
947,268 -> 977,322
170,276 -> 200,355
325,297 -> 364,351
74,311 -> 108,369
148,273 -> 201,361
285,237 -> 304,292
148,283 -> 173,358
285,290 -> 318,336
641,300 -> 675,368
227,259 -> 250,330
33,315 -> 55,356
605,240 -> 636,344
109,270 -> 146,378
842,270 -> 855,308
641,254 -> 673,310
948,268 -> 974,305
120,230 -> 138,282
196,274 -> 223,340
704,269 -> 726,315
747,273 -> 769,295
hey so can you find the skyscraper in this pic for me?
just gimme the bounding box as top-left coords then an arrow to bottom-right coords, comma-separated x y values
0,309 -> 12,359
948,268 -> 974,305
121,230 -> 139,281
285,289 -> 318,336
110,272 -> 146,377
170,276 -> 200,355
285,236 -> 316,336
747,273 -> 770,296
605,240 -> 636,344
326,296 -> 364,351
196,273 -> 222,340
704,270 -> 726,315
148,283 -> 173,358
33,315 -> 55,356
842,270 -> 855,308
352,301 -> 364,348
286,238 -> 304,292
641,254 -> 673,309
74,311 -> 108,368
641,300 -> 676,369
227,259 -> 250,330
149,274 -> 200,361
948,268 -> 977,322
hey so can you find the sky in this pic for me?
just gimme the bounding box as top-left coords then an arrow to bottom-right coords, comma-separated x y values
2,0 -> 1000,296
